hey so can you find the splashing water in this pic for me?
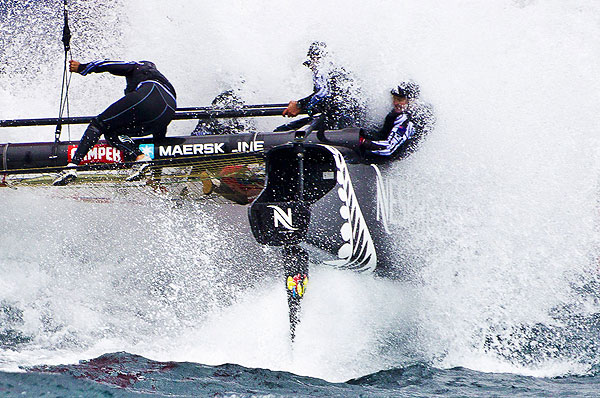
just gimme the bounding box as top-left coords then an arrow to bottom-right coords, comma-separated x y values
1,0 -> 599,382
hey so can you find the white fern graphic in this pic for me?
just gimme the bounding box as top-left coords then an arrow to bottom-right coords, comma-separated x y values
322,146 -> 377,273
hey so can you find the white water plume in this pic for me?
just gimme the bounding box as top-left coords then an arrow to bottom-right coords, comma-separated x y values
1,0 -> 599,381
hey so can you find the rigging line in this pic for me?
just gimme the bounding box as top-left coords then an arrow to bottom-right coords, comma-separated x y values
55,51 -> 68,143
63,48 -> 74,141
66,72 -> 72,141
55,0 -> 72,144
64,4 -> 74,142
58,53 -> 73,119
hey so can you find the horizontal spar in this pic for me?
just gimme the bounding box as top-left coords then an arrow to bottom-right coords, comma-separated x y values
176,103 -> 288,112
0,104 -> 302,128
173,107 -> 291,120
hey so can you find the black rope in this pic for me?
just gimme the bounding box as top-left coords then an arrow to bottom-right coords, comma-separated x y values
61,0 -> 71,52
60,53 -> 73,141
54,0 -> 72,151
61,0 -> 72,140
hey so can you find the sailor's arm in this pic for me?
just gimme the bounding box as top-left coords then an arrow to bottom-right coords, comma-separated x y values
283,72 -> 329,117
283,92 -> 314,117
283,100 -> 302,117
303,74 -> 330,114
283,88 -> 327,117
70,60 -> 137,76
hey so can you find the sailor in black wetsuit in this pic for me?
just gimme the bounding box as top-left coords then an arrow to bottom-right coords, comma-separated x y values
53,59 -> 177,186
277,41 -> 364,132
361,80 -> 435,160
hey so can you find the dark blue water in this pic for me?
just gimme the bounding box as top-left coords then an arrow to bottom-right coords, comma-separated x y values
1,352 -> 600,398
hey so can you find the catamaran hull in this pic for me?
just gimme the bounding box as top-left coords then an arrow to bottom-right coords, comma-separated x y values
1,129 -> 395,276
0,129 -> 360,171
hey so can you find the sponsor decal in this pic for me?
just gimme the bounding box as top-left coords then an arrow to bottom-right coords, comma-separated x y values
232,140 -> 264,153
158,143 -> 225,157
68,144 -> 123,164
287,274 -> 308,298
268,205 -> 297,231
322,171 -> 335,180
139,144 -> 155,160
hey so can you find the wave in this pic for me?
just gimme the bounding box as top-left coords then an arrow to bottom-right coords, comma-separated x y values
0,351 -> 595,398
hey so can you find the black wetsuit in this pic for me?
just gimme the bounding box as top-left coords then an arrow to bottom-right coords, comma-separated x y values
71,60 -> 177,164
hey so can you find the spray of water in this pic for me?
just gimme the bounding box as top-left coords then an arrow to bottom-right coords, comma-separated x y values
1,0 -> 599,381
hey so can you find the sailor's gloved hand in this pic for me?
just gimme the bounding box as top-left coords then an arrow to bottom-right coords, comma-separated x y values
69,60 -> 81,73
283,101 -> 301,117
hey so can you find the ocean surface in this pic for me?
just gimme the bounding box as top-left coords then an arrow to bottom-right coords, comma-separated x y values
2,351 -> 600,397
1,0 -> 600,397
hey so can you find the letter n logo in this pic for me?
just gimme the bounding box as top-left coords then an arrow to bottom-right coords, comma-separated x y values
267,205 -> 298,231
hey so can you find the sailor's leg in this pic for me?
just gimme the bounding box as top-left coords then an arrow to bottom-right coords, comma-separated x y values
145,83 -> 176,131
104,130 -> 144,161
283,244 -> 309,340
53,121 -> 102,185
71,120 -> 104,165
101,82 -> 175,154
107,83 -> 175,158
70,89 -> 145,165
96,89 -> 152,160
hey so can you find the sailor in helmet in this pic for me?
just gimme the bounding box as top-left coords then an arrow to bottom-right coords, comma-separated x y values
192,90 -> 256,136
278,41 -> 365,131
361,80 -> 435,159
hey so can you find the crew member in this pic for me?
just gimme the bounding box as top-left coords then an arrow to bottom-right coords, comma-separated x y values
277,41 -> 364,132
192,90 -> 256,136
361,80 -> 435,160
53,59 -> 177,185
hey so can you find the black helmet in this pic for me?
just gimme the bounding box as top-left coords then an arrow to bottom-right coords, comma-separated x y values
303,41 -> 328,67
391,80 -> 420,100
211,90 -> 244,109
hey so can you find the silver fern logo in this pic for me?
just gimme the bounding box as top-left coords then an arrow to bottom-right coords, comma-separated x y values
267,205 -> 298,231
322,146 -> 377,273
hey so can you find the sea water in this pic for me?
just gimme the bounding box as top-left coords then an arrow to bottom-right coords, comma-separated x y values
1,0 -> 600,397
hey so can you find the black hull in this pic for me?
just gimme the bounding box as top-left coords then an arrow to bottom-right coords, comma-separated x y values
0,128 -> 395,275
0,129 -> 361,172
248,142 -> 395,276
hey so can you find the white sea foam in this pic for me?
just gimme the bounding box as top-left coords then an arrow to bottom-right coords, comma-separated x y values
1,0 -> 599,381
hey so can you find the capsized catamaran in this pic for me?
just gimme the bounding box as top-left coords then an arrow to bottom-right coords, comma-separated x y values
0,112 -> 396,339
0,0 -> 396,340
